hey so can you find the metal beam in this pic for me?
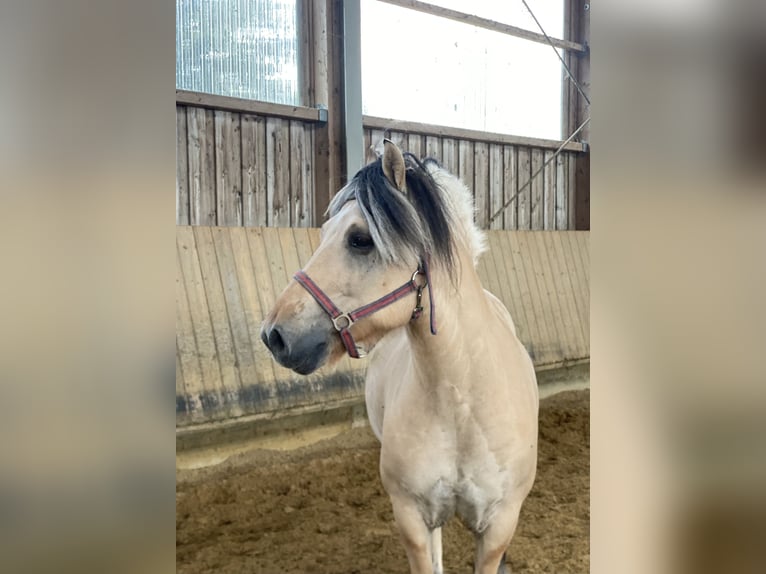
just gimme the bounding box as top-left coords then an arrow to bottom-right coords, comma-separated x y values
378,0 -> 586,53
343,0 -> 364,177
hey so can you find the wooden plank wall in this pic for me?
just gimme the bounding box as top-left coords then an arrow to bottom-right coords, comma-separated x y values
177,104 -> 316,227
176,103 -> 582,231
176,226 -> 366,426
176,226 -> 589,427
363,128 -> 579,230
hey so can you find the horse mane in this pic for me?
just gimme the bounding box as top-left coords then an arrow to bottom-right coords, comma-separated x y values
327,154 -> 486,276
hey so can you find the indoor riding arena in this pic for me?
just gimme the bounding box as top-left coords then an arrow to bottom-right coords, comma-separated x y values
176,1 -> 590,572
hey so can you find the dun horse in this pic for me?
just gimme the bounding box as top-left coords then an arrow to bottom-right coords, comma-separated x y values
262,140 -> 538,574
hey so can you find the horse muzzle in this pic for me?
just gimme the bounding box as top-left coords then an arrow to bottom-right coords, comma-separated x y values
260,322 -> 329,375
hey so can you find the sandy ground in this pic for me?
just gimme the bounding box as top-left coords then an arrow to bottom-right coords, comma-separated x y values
177,389 -> 589,573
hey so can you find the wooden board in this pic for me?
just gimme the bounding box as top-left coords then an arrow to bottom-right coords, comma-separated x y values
176,107 -> 190,225
289,121 -> 311,226
211,227 -> 260,391
277,119 -> 292,226
441,138 -> 458,174
502,146 -> 517,229
496,231 -> 533,347
193,227 -> 243,416
187,107 -> 216,225
407,133 -> 423,159
241,114 -> 267,226
489,144 -> 504,230
458,140 -> 474,205
302,126 -> 315,227
516,148 -> 531,230
555,153 -> 568,230
425,135 -> 442,162
228,227 -> 277,386
557,231 -> 589,350
176,89 -> 324,122
176,238 -> 203,420
517,231 -> 554,364
531,232 -> 567,359
544,150 -> 556,230
568,152 -> 577,229
530,149 -> 544,230
176,227 -> 227,418
474,142 -> 489,229
546,230 -> 586,358
214,111 -> 243,226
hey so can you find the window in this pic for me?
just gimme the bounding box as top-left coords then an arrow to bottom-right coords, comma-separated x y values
361,0 -> 565,140
176,0 -> 299,105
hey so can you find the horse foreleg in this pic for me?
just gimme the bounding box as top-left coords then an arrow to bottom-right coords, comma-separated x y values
390,495 -> 434,574
474,502 -> 522,574
430,526 -> 444,574
496,551 -> 511,574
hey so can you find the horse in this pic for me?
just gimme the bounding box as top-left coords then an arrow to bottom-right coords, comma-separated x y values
261,140 -> 538,574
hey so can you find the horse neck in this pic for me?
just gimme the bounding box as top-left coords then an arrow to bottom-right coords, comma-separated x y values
406,250 -> 488,382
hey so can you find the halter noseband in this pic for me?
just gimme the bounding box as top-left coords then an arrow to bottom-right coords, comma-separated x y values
293,264 -> 431,359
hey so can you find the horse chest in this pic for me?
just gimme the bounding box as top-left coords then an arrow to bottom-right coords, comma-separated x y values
382,435 -> 508,533
403,467 -> 507,533
375,356 -> 532,532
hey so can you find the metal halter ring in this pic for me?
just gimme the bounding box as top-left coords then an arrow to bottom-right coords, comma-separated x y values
332,313 -> 353,331
411,268 -> 428,289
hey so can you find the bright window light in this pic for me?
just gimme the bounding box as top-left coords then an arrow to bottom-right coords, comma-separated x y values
361,0 -> 565,140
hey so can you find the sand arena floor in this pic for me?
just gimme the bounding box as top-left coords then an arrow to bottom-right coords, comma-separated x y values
177,389 -> 589,573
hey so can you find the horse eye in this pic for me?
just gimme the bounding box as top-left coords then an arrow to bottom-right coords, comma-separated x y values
348,232 -> 374,252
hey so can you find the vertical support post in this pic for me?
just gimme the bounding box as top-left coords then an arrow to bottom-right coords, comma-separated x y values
296,0 -> 314,107
343,0 -> 364,177
561,0 -> 573,139
312,0 -> 328,108
311,0 -> 346,225
565,0 -> 590,230
575,0 -> 590,230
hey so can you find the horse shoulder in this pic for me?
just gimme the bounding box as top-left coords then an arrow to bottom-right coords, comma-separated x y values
483,289 -> 517,337
481,288 -> 539,428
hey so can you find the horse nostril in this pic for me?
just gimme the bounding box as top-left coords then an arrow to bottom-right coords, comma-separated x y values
260,328 -> 270,349
266,326 -> 287,355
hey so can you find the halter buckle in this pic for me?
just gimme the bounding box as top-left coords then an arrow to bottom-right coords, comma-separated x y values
410,269 -> 427,320
332,313 -> 353,331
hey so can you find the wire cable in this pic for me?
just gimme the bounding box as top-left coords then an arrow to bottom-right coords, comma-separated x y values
520,0 -> 590,106
488,117 -> 590,225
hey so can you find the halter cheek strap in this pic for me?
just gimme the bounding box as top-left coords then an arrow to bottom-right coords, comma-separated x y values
293,265 -> 430,359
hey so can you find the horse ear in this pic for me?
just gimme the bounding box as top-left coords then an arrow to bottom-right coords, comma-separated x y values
381,139 -> 406,193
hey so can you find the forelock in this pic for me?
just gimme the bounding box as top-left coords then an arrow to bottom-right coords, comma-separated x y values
327,155 -> 457,274
328,160 -> 427,264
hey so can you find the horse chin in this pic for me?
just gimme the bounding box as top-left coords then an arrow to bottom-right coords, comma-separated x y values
292,362 -> 320,376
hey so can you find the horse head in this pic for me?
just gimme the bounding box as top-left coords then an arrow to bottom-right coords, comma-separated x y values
261,140 -> 446,374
